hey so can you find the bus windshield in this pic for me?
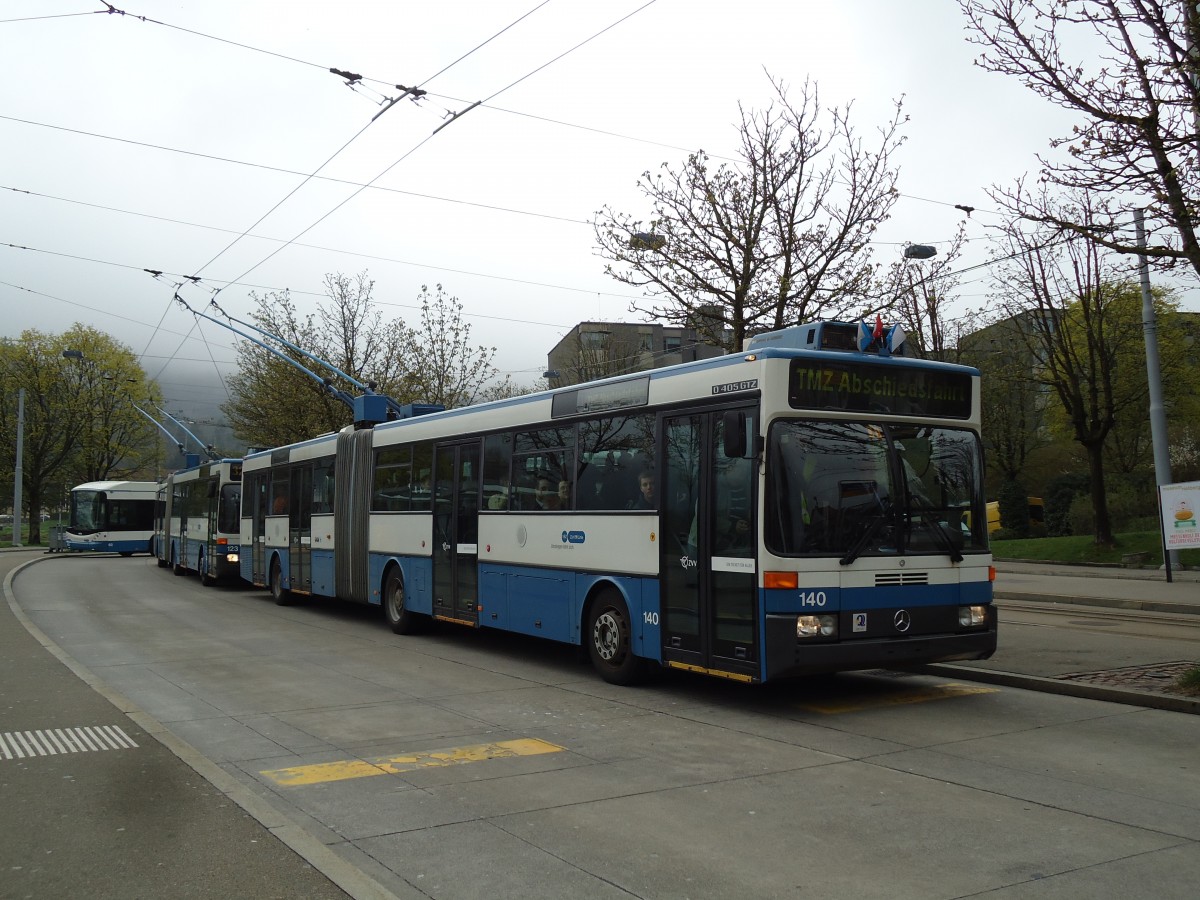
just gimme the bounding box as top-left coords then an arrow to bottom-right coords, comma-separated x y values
70,490 -> 102,534
218,484 -> 241,535
765,420 -> 986,560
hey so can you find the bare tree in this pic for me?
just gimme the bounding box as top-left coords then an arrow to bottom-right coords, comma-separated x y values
988,189 -> 1146,545
960,0 -> 1200,276
400,284 -> 507,409
222,272 -> 409,448
594,75 -> 905,351
885,224 -> 975,361
550,327 -> 652,387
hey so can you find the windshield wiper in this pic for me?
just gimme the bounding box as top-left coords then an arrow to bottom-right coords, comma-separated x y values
919,511 -> 964,563
840,513 -> 888,566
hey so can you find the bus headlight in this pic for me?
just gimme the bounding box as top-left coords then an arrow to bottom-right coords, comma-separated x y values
226,553 -> 240,564
958,605 -> 987,628
797,615 -> 837,638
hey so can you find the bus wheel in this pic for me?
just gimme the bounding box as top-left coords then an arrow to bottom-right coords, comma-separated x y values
199,550 -> 216,587
269,559 -> 293,606
171,548 -> 186,577
384,567 -> 423,635
587,588 -> 645,685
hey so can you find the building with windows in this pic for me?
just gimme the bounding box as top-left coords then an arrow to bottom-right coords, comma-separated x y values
545,321 -> 725,388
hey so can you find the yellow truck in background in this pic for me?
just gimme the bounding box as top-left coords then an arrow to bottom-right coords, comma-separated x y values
986,497 -> 1044,535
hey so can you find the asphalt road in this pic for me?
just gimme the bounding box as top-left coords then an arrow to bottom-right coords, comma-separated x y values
4,550 -> 1200,899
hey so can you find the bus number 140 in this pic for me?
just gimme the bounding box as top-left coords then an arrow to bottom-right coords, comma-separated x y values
800,591 -> 827,607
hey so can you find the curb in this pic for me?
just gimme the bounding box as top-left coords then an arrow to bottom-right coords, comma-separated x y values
921,662 -> 1200,715
993,590 -> 1200,617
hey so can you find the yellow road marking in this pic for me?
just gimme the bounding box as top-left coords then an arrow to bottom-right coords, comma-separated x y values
797,683 -> 998,715
261,738 -> 565,787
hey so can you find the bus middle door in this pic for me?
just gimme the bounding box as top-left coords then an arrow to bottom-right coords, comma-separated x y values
289,465 -> 312,593
660,405 -> 759,681
431,441 -> 480,626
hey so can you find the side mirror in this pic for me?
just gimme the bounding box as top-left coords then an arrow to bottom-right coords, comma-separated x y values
722,410 -> 760,458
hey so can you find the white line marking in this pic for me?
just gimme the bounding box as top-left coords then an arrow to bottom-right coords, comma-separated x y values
0,726 -> 139,761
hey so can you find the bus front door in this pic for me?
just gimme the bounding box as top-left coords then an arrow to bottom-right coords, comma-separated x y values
432,442 -> 480,626
660,406 -> 759,681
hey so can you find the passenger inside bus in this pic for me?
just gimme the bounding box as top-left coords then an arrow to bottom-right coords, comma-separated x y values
628,470 -> 656,510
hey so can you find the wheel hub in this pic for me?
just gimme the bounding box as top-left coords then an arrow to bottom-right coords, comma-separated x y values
593,611 -> 620,661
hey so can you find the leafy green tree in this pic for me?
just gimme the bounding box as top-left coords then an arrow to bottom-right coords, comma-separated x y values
1100,298 -> 1200,476
996,478 -> 1032,537
60,325 -> 161,484
1,325 -> 154,544
594,75 -> 905,352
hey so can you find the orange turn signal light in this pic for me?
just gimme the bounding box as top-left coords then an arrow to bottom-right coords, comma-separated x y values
988,565 -> 996,582
764,571 -> 798,590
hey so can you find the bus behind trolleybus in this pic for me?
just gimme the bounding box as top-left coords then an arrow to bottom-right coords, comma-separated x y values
154,459 -> 243,585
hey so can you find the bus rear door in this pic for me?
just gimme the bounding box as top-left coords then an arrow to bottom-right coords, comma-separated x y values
660,404 -> 759,682
431,441 -> 480,626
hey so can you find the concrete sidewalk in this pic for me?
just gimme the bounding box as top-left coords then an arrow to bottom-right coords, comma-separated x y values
993,559 -> 1200,615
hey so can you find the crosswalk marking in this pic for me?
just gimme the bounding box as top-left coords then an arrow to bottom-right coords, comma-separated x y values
261,738 -> 566,787
0,725 -> 138,760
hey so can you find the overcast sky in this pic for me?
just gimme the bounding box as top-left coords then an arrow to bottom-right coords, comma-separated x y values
4,0 -> 1189,427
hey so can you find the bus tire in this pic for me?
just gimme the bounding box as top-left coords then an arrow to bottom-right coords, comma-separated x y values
270,558 -> 293,606
587,588 -> 645,686
383,566 -> 423,635
171,547 -> 186,576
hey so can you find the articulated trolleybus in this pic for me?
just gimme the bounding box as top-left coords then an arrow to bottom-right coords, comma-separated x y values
241,320 -> 996,684
66,481 -> 158,555
155,459 -> 243,584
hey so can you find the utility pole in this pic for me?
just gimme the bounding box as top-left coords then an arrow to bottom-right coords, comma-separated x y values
13,387 -> 24,548
1134,208 -> 1179,569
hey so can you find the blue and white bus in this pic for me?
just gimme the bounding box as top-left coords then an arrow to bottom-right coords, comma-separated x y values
155,459 -> 243,584
66,480 -> 158,555
240,321 -> 996,684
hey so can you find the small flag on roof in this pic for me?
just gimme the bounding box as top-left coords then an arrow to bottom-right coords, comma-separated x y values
858,320 -> 874,351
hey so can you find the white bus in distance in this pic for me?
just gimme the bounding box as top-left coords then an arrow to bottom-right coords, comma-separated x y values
66,480 -> 158,555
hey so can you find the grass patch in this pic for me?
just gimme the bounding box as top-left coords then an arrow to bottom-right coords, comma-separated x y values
990,531 -> 1200,568
1178,667 -> 1200,696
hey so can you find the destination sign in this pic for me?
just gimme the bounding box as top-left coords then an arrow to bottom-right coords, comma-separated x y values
788,359 -> 972,419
